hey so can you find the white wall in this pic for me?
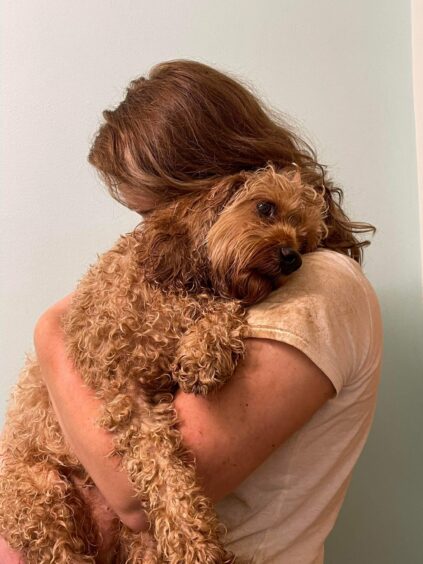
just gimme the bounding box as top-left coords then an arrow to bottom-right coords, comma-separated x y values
1,1 -> 422,562
412,0 -> 423,291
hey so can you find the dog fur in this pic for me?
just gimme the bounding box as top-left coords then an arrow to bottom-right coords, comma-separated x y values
0,164 -> 328,563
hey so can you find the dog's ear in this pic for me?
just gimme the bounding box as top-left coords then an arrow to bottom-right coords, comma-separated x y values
137,208 -> 199,291
136,173 -> 248,292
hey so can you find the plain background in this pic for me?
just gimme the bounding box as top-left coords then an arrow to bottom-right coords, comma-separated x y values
1,1 -> 422,562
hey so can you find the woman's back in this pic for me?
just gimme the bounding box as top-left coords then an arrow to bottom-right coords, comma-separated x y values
216,249 -> 383,563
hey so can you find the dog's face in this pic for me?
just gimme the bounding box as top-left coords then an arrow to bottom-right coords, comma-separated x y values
206,167 -> 328,304
139,164 -> 328,305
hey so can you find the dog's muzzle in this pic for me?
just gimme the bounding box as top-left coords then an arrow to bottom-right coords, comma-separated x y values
279,247 -> 302,275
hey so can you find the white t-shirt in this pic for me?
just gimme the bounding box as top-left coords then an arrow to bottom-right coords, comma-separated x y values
215,249 -> 383,564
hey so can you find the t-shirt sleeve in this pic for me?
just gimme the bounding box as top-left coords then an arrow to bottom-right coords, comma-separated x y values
245,250 -> 379,395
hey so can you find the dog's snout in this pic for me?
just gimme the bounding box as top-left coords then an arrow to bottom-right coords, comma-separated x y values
279,247 -> 302,275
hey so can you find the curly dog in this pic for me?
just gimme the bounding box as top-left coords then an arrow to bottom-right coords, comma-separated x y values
0,163 -> 328,563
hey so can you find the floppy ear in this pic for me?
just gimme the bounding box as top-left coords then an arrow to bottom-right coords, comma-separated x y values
137,172 -> 247,292
138,210 -> 197,290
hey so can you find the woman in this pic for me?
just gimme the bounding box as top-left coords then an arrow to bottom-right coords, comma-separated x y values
0,59 -> 383,563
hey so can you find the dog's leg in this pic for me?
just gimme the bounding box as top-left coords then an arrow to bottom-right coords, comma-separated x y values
172,300 -> 247,396
120,400 -> 235,564
0,460 -> 99,564
0,359 -> 99,564
115,524 -> 157,564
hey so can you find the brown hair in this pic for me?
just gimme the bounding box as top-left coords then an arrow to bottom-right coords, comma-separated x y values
88,59 -> 375,264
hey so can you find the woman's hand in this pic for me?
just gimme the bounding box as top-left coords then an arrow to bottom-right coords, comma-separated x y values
33,295 -> 149,534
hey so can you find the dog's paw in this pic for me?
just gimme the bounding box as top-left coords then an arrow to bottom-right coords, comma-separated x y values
171,357 -> 225,396
183,381 -> 212,397
172,302 -> 247,396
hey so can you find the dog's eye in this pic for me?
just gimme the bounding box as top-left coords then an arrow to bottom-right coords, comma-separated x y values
256,201 -> 277,218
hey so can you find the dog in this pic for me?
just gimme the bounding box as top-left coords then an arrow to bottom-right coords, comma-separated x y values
0,163 -> 328,563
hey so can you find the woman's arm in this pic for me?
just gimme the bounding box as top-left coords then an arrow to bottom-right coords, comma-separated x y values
34,295 -> 148,532
34,295 -> 335,531
174,337 -> 335,501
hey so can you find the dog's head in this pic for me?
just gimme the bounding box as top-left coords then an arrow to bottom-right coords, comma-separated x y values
137,163 -> 328,305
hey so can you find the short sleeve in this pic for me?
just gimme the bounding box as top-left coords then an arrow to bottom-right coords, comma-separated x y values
245,250 -> 379,395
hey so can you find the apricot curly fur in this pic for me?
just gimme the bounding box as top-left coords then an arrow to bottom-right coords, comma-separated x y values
0,164 -> 327,562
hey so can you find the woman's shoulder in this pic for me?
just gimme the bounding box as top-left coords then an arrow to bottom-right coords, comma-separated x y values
246,248 -> 383,393
287,248 -> 367,292
248,248 -> 375,318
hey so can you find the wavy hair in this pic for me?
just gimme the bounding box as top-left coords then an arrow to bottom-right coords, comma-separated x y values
88,59 -> 375,264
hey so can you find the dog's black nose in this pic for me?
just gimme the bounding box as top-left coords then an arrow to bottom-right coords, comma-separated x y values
279,247 -> 302,275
